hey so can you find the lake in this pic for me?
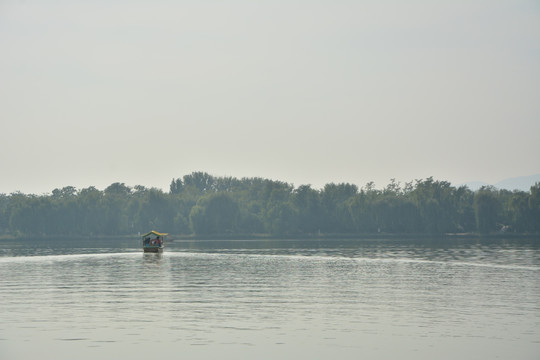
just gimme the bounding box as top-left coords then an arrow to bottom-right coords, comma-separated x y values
1,237 -> 539,360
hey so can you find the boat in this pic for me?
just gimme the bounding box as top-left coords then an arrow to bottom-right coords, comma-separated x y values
142,230 -> 167,253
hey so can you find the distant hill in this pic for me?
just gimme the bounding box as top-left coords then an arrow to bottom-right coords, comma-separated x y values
494,174 -> 540,191
459,174 -> 540,192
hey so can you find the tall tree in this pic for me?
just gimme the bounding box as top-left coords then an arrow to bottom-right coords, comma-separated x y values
292,185 -> 322,233
169,178 -> 184,194
183,172 -> 216,193
321,183 -> 357,232
189,192 -> 239,234
529,183 -> 540,232
474,186 -> 500,234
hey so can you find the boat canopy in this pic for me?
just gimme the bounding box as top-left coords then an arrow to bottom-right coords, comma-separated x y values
142,230 -> 168,238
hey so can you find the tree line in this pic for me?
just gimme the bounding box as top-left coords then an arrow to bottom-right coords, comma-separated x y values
1,172 -> 539,237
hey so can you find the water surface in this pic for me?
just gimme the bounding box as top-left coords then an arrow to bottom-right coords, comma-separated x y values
1,238 -> 539,359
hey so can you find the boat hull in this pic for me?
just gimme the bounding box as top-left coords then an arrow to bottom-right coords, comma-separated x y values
143,246 -> 163,253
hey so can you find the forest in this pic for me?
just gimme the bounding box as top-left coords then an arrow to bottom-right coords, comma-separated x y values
1,172 -> 539,238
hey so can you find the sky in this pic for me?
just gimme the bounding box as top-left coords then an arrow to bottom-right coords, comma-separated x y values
1,0 -> 539,194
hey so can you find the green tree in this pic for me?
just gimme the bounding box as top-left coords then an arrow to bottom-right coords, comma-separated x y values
507,191 -> 532,232
529,183 -> 540,232
0,194 -> 10,234
321,183 -> 357,232
474,186 -> 500,234
169,178 -> 184,194
265,201 -> 298,235
102,183 -> 131,234
292,185 -> 322,233
136,188 -> 173,232
260,180 -> 295,234
454,186 -> 475,233
409,177 -> 457,233
78,186 -> 105,235
183,172 -> 216,193
189,192 -> 239,234
3,173 -> 539,237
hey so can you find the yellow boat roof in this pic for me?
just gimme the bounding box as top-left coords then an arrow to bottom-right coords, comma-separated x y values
142,230 -> 168,237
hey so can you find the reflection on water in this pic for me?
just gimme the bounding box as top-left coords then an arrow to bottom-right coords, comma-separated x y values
0,238 -> 539,360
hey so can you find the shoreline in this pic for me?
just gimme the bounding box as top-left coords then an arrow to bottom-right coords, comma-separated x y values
1,232 -> 539,241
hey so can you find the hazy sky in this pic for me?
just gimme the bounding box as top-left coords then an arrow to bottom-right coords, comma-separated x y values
1,0 -> 539,194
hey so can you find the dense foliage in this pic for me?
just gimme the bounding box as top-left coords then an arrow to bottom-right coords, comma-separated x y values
1,172 -> 539,237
